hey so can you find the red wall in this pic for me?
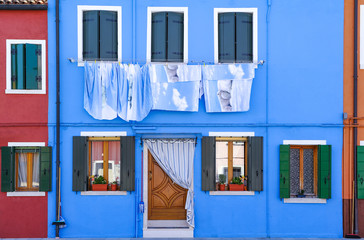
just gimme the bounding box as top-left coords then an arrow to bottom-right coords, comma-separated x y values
0,10 -> 48,238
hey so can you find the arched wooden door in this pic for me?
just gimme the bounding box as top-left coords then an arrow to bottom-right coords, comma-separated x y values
148,151 -> 187,220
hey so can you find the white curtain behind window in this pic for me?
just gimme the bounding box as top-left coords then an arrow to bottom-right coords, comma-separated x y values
32,153 -> 40,188
18,153 -> 27,188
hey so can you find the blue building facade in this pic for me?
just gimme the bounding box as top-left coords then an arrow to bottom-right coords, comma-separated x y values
47,0 -> 344,238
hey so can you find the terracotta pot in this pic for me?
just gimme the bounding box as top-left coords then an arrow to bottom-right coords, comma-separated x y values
229,184 -> 244,191
111,184 -> 117,191
92,184 -> 108,191
219,184 -> 225,191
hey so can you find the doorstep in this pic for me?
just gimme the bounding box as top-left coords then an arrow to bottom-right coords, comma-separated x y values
143,228 -> 193,238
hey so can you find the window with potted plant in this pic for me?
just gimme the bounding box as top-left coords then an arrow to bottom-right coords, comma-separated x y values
92,175 -> 107,191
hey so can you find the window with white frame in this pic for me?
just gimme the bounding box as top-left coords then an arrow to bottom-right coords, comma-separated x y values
147,7 -> 188,63
6,40 -> 46,94
214,8 -> 258,63
78,6 -> 122,64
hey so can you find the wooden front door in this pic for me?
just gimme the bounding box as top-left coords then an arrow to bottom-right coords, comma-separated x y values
148,151 -> 187,220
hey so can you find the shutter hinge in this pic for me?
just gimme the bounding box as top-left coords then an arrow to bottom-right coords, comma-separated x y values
36,49 -> 42,56
11,76 -> 17,82
11,48 -> 17,55
36,76 -> 42,82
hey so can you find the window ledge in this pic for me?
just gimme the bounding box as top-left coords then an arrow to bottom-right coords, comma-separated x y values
284,198 -> 327,204
7,192 -> 45,197
5,89 -> 46,94
80,191 -> 127,196
209,191 -> 255,196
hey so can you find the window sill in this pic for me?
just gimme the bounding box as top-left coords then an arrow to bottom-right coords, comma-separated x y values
209,191 -> 255,196
5,89 -> 46,94
283,198 -> 327,204
7,192 -> 45,197
80,191 -> 127,196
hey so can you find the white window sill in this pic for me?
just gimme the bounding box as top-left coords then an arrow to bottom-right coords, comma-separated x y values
80,191 -> 127,196
7,192 -> 45,197
284,198 -> 327,204
5,89 -> 46,94
209,191 -> 255,196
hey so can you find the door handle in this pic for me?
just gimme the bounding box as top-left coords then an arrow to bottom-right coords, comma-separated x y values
149,171 -> 152,181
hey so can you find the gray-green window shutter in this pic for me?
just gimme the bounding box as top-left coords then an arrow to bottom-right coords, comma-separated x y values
201,137 -> 216,191
15,44 -> 25,89
280,145 -> 290,198
100,11 -> 118,60
1,147 -> 15,192
73,136 -> 88,191
167,12 -> 184,62
357,146 -> 364,199
83,10 -> 100,60
318,145 -> 331,199
120,136 -> 135,191
218,12 -> 235,63
248,136 -> 263,191
25,44 -> 40,90
39,147 -> 52,192
151,12 -> 167,62
236,13 -> 253,62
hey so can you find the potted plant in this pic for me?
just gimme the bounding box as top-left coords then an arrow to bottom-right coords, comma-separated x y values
297,190 -> 305,198
218,174 -> 226,191
229,175 -> 245,191
110,181 -> 118,191
92,175 -> 107,191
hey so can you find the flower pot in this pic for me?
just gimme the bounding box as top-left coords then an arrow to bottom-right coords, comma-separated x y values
92,184 -> 108,191
219,184 -> 225,191
229,184 -> 244,191
111,184 -> 117,191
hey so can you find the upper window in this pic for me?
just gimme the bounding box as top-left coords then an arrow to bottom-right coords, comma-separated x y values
78,6 -> 122,65
6,40 -> 46,94
214,8 -> 257,64
147,7 -> 188,63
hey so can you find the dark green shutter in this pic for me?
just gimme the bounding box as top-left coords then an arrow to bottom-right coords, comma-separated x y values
16,44 -> 25,89
39,147 -> 52,192
218,13 -> 235,63
83,10 -> 100,60
280,145 -> 290,198
201,137 -> 216,191
318,145 -> 331,199
357,146 -> 364,199
25,44 -> 40,90
120,136 -> 135,191
100,11 -> 118,60
73,136 -> 88,191
1,147 -> 15,192
151,12 -> 167,62
167,12 -> 184,62
247,137 -> 263,191
236,13 -> 253,62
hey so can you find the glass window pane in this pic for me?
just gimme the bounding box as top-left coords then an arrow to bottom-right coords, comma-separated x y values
216,141 -> 228,184
17,153 -> 27,188
233,141 -> 244,179
91,141 -> 104,177
32,153 -> 40,188
303,148 -> 314,194
290,148 -> 300,196
108,141 -> 120,184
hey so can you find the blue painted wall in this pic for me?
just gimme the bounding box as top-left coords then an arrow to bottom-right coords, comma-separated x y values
47,0 -> 344,238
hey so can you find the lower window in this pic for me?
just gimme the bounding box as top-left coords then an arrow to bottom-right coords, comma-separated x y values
15,148 -> 40,191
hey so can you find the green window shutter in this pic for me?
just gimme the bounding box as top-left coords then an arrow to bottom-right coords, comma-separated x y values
358,146 -> 364,199
1,147 -> 15,192
280,145 -> 290,198
11,44 -> 19,89
25,44 -> 40,90
318,145 -> 332,199
72,136 -> 88,191
151,12 -> 167,62
218,12 -> 235,63
167,12 -> 184,62
100,11 -> 118,60
235,13 -> 253,62
39,147 -> 52,192
83,10 -> 100,60
16,44 -> 25,89
201,137 -> 216,191
120,136 -> 135,191
247,137 -> 263,191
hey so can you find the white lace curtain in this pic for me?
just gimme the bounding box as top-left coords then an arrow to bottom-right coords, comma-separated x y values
17,152 -> 39,188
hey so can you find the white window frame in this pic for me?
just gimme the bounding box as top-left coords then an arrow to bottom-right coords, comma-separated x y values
214,8 -> 258,64
146,7 -> 188,63
77,5 -> 122,67
6,39 -> 46,94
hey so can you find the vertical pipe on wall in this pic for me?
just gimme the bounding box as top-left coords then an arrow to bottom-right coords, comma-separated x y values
354,0 -> 359,235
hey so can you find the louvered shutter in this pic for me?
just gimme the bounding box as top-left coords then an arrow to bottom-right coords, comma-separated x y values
72,136 -> 88,191
39,147 -> 52,192
1,147 -> 15,192
167,12 -> 184,62
25,44 -> 40,89
236,13 -> 253,62
100,11 -> 118,60
151,12 -> 167,62
120,136 -> 135,191
201,137 -> 216,191
83,10 -> 100,60
357,146 -> 364,199
218,12 -> 235,63
16,44 -> 25,89
248,137 -> 263,191
318,145 -> 331,199
280,145 -> 290,198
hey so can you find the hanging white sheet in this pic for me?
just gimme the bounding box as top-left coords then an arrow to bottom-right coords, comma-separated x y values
148,64 -> 201,112
202,64 -> 256,112
144,138 -> 195,227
